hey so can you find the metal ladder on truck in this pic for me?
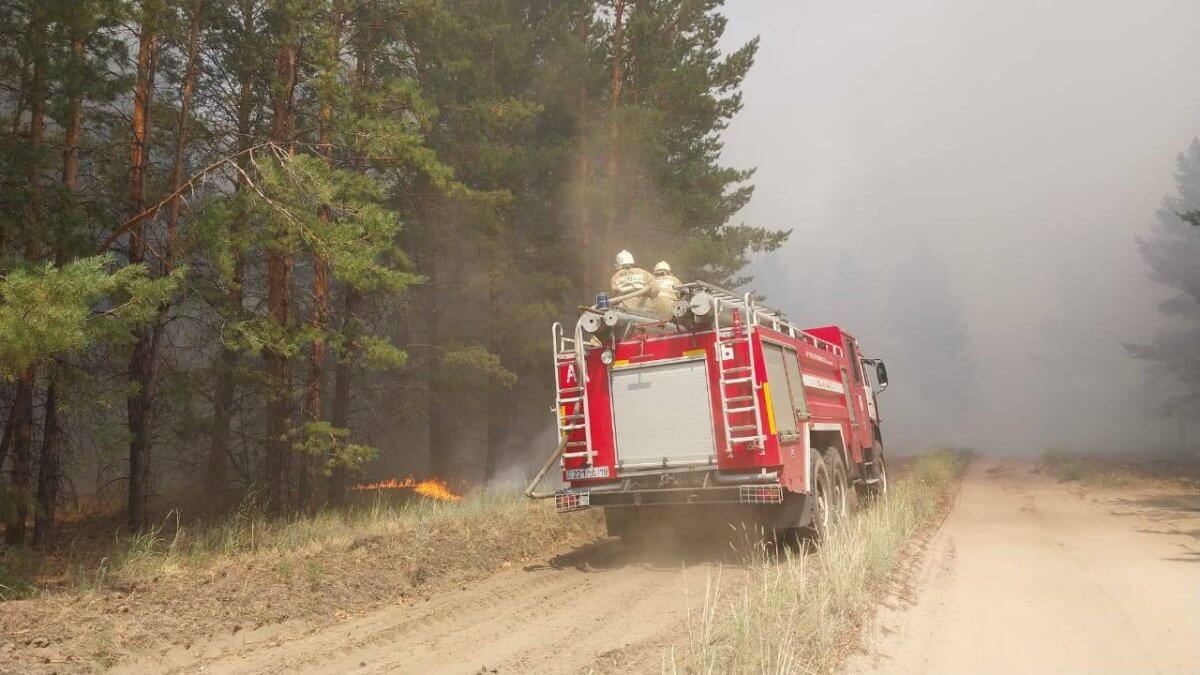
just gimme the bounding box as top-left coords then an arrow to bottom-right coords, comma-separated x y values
552,322 -> 593,465
710,293 -> 767,456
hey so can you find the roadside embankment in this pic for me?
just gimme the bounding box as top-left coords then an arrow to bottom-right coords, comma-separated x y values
0,492 -> 602,673
678,449 -> 971,674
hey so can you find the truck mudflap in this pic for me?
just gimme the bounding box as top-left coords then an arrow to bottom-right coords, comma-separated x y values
554,484 -> 783,512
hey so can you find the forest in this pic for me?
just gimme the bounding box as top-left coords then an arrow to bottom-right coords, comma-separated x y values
0,0 -> 786,547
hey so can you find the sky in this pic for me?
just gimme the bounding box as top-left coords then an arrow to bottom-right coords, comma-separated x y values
718,0 -> 1200,454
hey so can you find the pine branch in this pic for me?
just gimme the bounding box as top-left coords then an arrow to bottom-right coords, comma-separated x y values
96,141 -> 282,255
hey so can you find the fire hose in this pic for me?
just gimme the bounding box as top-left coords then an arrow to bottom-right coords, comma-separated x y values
524,434 -> 568,499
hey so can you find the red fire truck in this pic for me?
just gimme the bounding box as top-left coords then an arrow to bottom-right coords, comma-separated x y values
527,281 -> 890,539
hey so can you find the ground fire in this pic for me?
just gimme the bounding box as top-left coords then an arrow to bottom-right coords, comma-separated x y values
526,251 -> 891,540
349,476 -> 462,502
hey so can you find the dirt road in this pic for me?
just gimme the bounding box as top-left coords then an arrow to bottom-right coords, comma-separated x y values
113,458 -> 1200,674
116,539 -> 740,674
851,459 -> 1200,675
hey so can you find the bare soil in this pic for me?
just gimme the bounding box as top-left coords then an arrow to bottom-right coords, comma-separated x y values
849,458 -> 1200,674
111,537 -> 748,674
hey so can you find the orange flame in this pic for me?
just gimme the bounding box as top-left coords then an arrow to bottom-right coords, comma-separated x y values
348,475 -> 462,502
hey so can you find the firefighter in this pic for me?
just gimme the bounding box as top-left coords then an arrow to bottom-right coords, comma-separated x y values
652,260 -> 681,317
610,250 -> 655,314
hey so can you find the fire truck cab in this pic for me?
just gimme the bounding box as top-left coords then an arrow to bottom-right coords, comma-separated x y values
547,282 -> 890,539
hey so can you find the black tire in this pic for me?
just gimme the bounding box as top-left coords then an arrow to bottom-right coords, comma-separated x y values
825,447 -> 850,525
803,450 -> 833,540
855,446 -> 889,503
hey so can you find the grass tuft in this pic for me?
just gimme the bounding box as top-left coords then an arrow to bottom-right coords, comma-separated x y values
678,449 -> 971,674
1040,450 -> 1132,488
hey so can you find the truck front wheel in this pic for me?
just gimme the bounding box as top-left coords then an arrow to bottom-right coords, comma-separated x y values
855,445 -> 889,503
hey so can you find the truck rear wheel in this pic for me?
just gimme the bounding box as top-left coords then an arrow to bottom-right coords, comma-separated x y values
804,450 -> 833,540
825,448 -> 850,525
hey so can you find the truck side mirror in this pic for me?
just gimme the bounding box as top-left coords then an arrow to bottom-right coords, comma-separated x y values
875,361 -> 889,391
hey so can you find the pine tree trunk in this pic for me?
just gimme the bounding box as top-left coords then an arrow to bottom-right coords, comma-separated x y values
326,34 -> 373,506
208,3 -> 255,495
426,273 -> 448,477
301,3 -> 341,511
484,271 -> 505,481
327,289 -> 358,506
5,370 -> 34,546
265,10 -> 299,510
126,8 -> 160,532
575,10 -> 592,292
32,30 -> 86,549
0,397 -> 16,480
604,0 -> 626,261
32,371 -> 60,549
7,7 -> 48,547
165,0 -> 203,257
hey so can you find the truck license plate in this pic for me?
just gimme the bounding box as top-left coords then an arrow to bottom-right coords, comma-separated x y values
566,466 -> 610,480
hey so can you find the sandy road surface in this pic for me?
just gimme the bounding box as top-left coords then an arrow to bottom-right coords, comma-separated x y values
851,459 -> 1200,675
117,539 -> 741,674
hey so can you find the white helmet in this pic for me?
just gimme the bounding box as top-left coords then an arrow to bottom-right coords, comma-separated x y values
654,260 -> 672,275
614,250 -> 635,268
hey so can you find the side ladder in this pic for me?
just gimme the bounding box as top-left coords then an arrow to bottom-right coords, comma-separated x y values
713,309 -> 766,455
552,322 -> 594,464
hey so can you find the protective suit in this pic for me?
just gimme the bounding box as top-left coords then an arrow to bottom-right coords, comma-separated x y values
609,250 -> 656,315
651,261 -> 681,318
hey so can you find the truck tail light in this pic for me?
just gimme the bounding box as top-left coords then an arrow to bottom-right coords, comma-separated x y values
555,489 -> 591,512
739,484 -> 784,504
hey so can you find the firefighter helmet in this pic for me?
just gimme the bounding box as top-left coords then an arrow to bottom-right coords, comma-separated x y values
654,260 -> 672,275
615,250 -> 635,268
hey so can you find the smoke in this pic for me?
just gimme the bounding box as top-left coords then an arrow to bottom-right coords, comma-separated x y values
489,423 -> 564,491
719,0 -> 1200,454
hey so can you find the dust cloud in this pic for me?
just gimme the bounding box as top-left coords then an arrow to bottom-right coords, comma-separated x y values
719,0 -> 1200,455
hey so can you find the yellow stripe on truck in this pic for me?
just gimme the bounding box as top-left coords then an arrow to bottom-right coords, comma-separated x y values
762,382 -> 777,434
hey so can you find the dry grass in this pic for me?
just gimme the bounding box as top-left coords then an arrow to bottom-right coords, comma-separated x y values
676,449 -> 971,674
1039,450 -> 1135,489
0,490 -> 602,673
1,489 -> 598,599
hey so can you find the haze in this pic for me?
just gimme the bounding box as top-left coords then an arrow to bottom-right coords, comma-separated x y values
719,0 -> 1200,454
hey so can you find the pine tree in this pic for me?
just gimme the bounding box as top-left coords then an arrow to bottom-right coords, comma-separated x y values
206,0 -> 267,497
1127,138 -> 1200,446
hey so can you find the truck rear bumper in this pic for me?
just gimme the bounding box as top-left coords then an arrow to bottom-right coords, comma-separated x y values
555,483 -> 783,512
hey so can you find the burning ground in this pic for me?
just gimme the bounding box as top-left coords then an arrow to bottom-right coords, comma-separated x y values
347,476 -> 462,502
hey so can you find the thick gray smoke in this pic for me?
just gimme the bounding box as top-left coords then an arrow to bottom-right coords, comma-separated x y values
719,0 -> 1200,454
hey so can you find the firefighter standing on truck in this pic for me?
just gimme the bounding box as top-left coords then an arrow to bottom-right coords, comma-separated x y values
610,250 -> 656,315
652,260 -> 681,318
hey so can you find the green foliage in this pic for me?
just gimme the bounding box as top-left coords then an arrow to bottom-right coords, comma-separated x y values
291,421 -> 376,473
440,345 -> 518,388
0,256 -> 179,379
358,335 -> 408,370
252,152 -> 426,295
224,316 -> 303,359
